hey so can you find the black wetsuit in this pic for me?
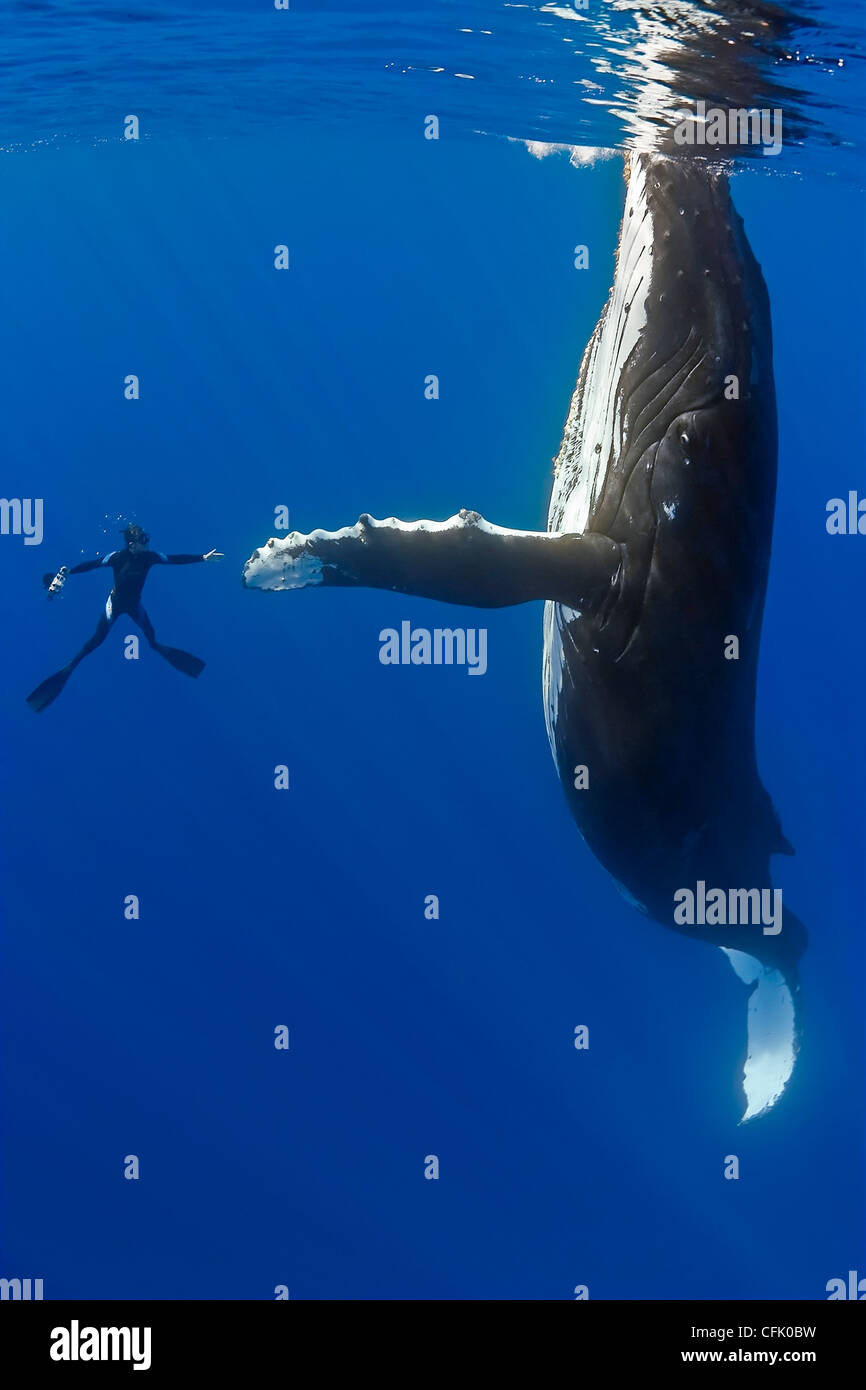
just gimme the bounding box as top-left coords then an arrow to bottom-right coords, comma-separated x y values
27,547 -> 208,712
70,549 -> 205,640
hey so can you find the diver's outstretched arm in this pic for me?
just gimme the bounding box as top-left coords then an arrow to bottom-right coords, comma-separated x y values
67,558 -> 109,575
242,511 -> 620,611
155,550 -> 223,566
42,557 -> 106,593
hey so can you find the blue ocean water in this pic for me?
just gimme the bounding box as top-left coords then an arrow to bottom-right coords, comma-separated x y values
1,1 -> 864,1300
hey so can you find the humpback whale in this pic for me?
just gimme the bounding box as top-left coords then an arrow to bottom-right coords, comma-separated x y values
243,149 -> 805,1123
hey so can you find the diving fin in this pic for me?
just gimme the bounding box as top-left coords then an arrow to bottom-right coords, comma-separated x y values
154,644 -> 205,678
26,665 -> 74,713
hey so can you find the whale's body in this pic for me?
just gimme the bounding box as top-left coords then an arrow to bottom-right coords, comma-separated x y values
544,154 -> 794,947
543,153 -> 805,1119
243,151 -> 804,1120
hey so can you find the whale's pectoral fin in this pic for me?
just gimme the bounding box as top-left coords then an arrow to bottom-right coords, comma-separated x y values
243,511 -> 621,611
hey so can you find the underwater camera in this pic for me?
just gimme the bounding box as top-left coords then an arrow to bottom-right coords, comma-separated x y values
43,566 -> 68,599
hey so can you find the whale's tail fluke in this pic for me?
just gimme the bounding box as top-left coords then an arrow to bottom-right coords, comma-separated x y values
722,904 -> 806,1122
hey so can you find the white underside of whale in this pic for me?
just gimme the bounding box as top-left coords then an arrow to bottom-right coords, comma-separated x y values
543,154 -> 653,752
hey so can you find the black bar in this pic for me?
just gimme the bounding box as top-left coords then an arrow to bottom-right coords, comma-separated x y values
1,1299 -> 860,1375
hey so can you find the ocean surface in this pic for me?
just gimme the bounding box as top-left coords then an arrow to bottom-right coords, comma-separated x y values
1,0 -> 864,1299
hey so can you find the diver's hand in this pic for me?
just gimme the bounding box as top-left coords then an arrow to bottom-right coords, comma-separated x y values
203,549 -> 224,562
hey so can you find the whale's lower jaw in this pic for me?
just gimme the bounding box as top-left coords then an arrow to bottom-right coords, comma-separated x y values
548,153 -> 654,539
541,156 -> 656,752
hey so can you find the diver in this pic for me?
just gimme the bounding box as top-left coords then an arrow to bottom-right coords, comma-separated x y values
27,523 -> 224,713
